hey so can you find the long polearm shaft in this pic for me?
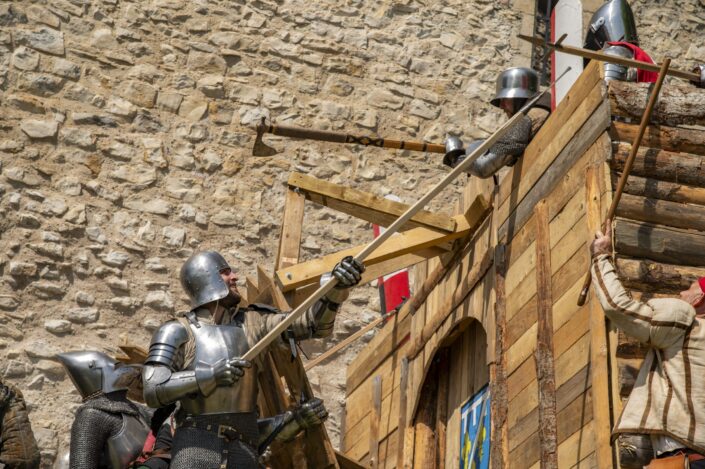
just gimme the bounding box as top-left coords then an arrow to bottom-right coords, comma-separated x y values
242,68 -> 572,362
518,34 -> 698,82
257,121 -> 447,154
577,58 -> 671,307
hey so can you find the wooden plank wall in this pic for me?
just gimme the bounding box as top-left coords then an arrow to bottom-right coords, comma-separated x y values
498,61 -> 613,468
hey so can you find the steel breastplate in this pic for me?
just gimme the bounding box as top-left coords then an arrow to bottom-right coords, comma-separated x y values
181,320 -> 258,415
105,414 -> 149,469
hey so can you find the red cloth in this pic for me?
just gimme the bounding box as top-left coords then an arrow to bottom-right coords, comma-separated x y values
607,41 -> 658,82
699,277 -> 705,294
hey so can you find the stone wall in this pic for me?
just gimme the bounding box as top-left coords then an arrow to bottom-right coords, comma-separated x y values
0,0 -> 702,466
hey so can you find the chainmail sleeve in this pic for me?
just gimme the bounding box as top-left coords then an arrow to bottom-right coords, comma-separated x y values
69,407 -> 123,469
467,114 -> 533,178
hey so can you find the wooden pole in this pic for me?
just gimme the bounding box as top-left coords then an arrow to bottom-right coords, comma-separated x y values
243,78 -> 566,362
369,375 -> 382,469
519,34 -> 696,82
577,58 -> 671,306
397,357 -> 410,468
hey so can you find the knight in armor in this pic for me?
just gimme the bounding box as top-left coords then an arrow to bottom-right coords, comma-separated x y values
57,351 -> 150,469
443,67 -> 551,178
142,251 -> 364,469
584,0 -> 658,83
0,379 -> 40,469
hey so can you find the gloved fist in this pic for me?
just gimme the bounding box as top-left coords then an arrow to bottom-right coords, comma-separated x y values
294,398 -> 329,429
331,256 -> 365,289
213,358 -> 251,386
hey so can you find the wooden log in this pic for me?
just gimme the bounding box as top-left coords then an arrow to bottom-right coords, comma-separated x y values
534,200 -> 558,469
621,173 -> 705,206
611,142 -> 705,188
491,244 -> 510,469
616,192 -> 705,232
413,366 -> 438,469
615,218 -> 705,267
369,376 -> 382,469
616,256 -> 705,293
288,172 -> 457,232
608,80 -> 705,127
611,121 -> 705,156
585,166 -> 616,468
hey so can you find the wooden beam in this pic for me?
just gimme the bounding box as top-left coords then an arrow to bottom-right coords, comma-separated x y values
621,173 -> 705,206
397,357 -> 410,469
534,200 -> 558,469
276,188 -> 306,270
611,121 -> 705,156
406,247 -> 494,359
413,367 -> 438,469
276,195 -> 490,291
435,349 -> 449,469
615,218 -> 705,267
369,375 -> 382,469
610,142 -> 705,189
288,172 -> 457,233
608,80 -> 705,127
585,166 -> 616,468
335,451 -> 367,469
616,192 -> 705,232
491,244 -> 510,469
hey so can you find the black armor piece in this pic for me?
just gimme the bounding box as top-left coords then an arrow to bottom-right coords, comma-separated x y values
69,391 -> 149,469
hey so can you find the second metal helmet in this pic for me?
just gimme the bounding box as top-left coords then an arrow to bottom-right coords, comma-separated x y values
584,0 -> 639,50
180,250 -> 231,308
490,67 -> 539,108
57,351 -> 140,399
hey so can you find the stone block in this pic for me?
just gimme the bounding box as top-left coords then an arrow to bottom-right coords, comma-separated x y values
109,165 -> 157,187
229,85 -> 261,105
197,74 -> 224,98
20,119 -> 58,139
107,277 -> 129,292
124,196 -> 172,215
162,226 -> 185,247
26,5 -> 60,28
144,290 -> 174,311
106,96 -> 137,119
19,212 -> 42,228
72,112 -> 118,127
118,80 -> 157,108
6,93 -> 45,113
0,4 -> 28,26
44,319 -> 72,335
101,141 -> 135,161
64,204 -> 86,224
107,296 -> 141,313
12,46 -> 40,71
0,323 -> 23,340
74,292 -> 95,306
14,27 -> 64,55
145,257 -> 167,272
40,197 -> 68,216
35,360 -> 65,378
25,339 -> 61,359
178,96 -> 208,122
367,89 -> 404,110
67,307 -> 99,324
211,210 -> 241,226
60,127 -> 95,149
9,261 -> 37,277
100,251 -> 130,268
187,51 -> 226,74
3,360 -> 33,378
48,58 -> 81,80
156,91 -> 183,113
29,242 -> 63,259
409,99 -> 440,119
32,281 -> 66,299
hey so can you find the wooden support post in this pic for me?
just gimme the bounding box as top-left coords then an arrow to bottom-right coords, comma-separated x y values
534,200 -> 558,469
413,366 -> 438,469
585,165 -> 617,467
490,244 -> 509,469
276,188 -> 306,270
435,349 -> 449,469
369,375 -> 382,469
397,357 -> 410,468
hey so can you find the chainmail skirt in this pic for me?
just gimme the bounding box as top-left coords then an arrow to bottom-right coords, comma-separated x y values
171,412 -> 260,469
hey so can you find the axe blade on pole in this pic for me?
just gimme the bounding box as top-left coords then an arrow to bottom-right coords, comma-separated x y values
252,117 -> 278,157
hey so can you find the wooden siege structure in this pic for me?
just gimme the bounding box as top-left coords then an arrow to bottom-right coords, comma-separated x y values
117,60 -> 705,467
334,60 -> 705,468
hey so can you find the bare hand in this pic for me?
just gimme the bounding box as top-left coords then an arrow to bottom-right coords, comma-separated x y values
590,220 -> 613,257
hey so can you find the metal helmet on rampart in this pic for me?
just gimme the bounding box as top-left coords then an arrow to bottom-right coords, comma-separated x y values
57,351 -> 139,399
180,250 -> 231,308
490,67 -> 539,109
584,0 -> 638,50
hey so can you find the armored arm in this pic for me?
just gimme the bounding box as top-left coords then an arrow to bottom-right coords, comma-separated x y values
443,115 -> 532,179
143,321 -> 248,408
602,45 -> 636,82
69,408 -> 121,469
256,398 -> 328,454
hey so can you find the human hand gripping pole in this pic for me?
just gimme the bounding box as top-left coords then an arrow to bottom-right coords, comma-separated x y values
242,68 -> 573,362
576,58 -> 671,307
